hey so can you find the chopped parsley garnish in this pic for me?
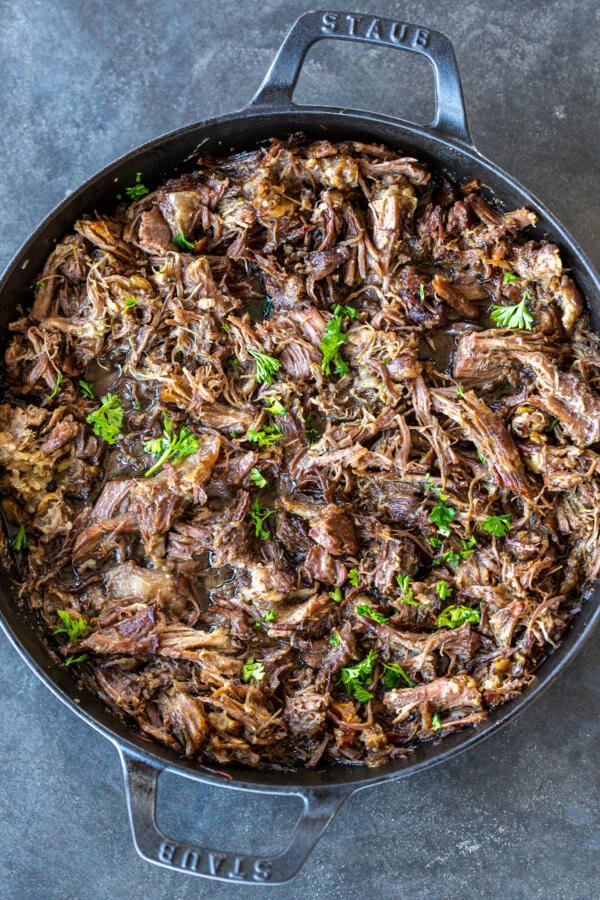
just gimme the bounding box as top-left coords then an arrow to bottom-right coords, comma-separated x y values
476,450 -> 487,464
123,294 -> 137,310
340,650 -> 377,702
79,379 -> 94,399
248,348 -> 281,385
435,605 -> 481,629
125,172 -> 150,200
382,662 -> 413,690
249,467 -> 267,488
548,417 -> 558,430
10,524 -> 27,552
144,414 -> 200,477
461,536 -> 477,556
482,514 -> 511,537
504,271 -> 518,283
261,609 -> 277,622
432,712 -> 442,730
438,537 -> 476,569
65,653 -> 89,667
435,580 -> 453,601
86,393 -> 124,445
456,386 -> 465,399
356,603 -> 388,624
245,424 -> 283,447
429,536 -> 443,549
491,293 -> 534,330
419,282 -> 426,301
347,567 -> 359,587
49,371 -> 63,399
242,657 -> 265,682
53,609 -> 88,642
429,499 -> 456,537
329,632 -> 341,646
304,414 -> 320,444
172,231 -> 195,252
320,304 -> 358,376
328,587 -> 343,604
396,573 -> 420,606
249,499 -> 274,540
263,396 -> 286,415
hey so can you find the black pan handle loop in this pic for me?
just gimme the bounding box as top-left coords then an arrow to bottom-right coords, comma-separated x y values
118,749 -> 353,884
247,9 -> 472,146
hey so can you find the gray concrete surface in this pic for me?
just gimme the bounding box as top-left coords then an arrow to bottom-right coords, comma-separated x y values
0,1 -> 598,897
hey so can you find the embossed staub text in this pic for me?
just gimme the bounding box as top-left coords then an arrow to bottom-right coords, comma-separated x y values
321,12 -> 430,48
158,841 -> 271,881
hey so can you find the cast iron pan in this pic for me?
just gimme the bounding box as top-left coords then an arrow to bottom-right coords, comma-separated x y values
0,9 -> 599,885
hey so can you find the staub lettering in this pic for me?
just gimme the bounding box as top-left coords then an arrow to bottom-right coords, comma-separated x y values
321,12 -> 430,48
156,842 -> 272,881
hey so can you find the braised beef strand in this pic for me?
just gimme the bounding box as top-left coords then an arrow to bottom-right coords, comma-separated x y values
1,136 -> 599,769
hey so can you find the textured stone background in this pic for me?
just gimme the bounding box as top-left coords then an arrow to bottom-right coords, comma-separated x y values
0,1 -> 598,898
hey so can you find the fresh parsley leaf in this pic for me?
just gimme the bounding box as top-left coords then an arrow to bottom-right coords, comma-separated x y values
435,580 -> 453,601
49,371 -> 63,399
429,536 -> 443,549
356,603 -> 388,624
79,379 -> 94,399
10,524 -> 27,552
482,514 -> 511,537
261,609 -> 277,622
461,536 -> 477,556
125,172 -> 149,200
65,653 -> 89,667
504,271 -> 518,283
172,231 -> 195,251
476,450 -> 487,464
340,650 -> 377,702
249,467 -> 267,488
245,424 -> 283,447
548,417 -> 558,430
123,294 -> 137,310
242,657 -> 265,682
429,499 -> 456,536
249,499 -> 274,540
382,662 -> 413,690
263,396 -> 286,415
491,293 -> 534,330
328,587 -> 343,604
86,393 -> 124,445
54,609 -> 88,642
456,386 -> 465,399
435,605 -> 481,628
419,282 -> 426,301
320,304 -> 358,376
144,414 -> 200,477
347,567 -> 359,587
424,472 -> 436,493
329,632 -> 341,646
304,414 -> 320,444
439,549 -> 462,568
248,348 -> 281,385
396,573 -> 420,606
432,712 -> 442,730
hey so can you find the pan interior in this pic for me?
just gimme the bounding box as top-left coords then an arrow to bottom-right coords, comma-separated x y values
1,107 -> 599,791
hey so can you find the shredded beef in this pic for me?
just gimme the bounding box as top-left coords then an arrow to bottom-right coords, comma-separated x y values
1,135 -> 598,769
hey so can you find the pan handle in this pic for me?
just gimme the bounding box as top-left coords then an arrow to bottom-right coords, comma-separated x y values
247,9 -> 472,146
118,749 -> 353,884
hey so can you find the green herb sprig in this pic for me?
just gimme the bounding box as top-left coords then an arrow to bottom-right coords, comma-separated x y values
248,348 -> 281,385
144,414 -> 200,477
356,603 -> 388,625
242,657 -> 265,682
340,650 -> 377,702
320,305 -> 358,376
86,393 -> 124,445
482,514 -> 511,537
491,293 -> 533,330
53,610 -> 88,642
249,499 -> 274,540
435,605 -> 481,628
